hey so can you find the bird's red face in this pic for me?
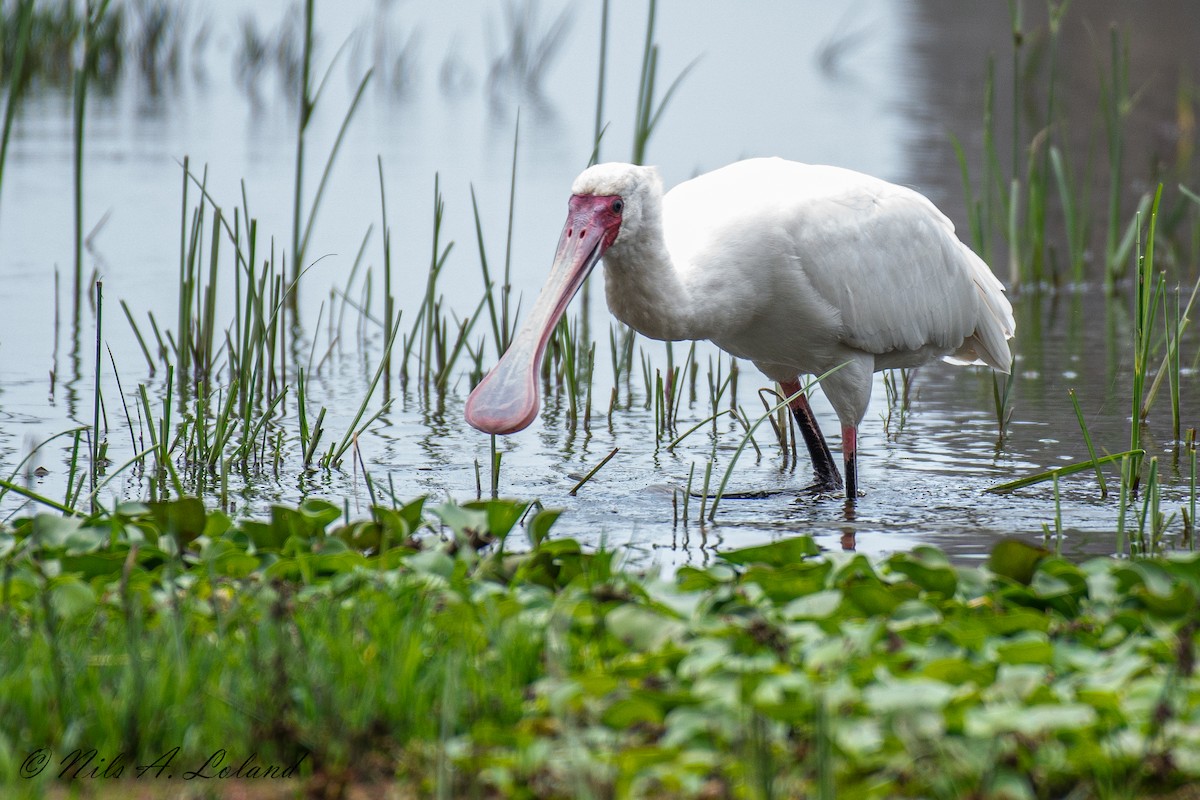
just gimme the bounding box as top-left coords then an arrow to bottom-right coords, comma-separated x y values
465,194 -> 624,434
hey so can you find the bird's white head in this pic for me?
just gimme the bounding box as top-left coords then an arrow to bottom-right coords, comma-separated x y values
464,162 -> 661,435
570,162 -> 662,250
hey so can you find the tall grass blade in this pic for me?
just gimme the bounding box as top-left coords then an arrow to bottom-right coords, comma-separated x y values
709,365 -> 846,520
0,0 -> 35,216
327,316 -> 401,466
1068,388 -> 1107,498
74,0 -> 114,309
986,450 -> 1142,495
90,281 -> 104,507
297,67 -> 374,268
569,448 -> 619,496
1129,185 -> 1163,495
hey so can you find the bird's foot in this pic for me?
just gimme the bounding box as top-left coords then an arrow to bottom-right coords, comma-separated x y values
799,473 -> 843,498
686,489 -> 790,500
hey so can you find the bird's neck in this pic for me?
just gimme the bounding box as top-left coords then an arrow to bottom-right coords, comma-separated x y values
601,212 -> 696,342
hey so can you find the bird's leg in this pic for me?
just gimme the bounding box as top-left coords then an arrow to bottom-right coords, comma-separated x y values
842,424 -> 858,501
780,379 -> 843,493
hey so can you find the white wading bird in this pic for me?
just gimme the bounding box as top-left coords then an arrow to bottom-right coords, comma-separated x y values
465,158 -> 1015,501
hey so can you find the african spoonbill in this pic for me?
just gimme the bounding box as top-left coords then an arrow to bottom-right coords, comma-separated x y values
465,158 -> 1015,501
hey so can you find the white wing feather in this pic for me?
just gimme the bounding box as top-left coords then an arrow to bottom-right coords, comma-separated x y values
663,158 -> 1014,372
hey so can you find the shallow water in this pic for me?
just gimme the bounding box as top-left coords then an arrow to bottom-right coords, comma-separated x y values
1,0 -> 1198,564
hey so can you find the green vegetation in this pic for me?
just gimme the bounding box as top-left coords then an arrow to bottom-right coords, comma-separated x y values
952,6 -> 1200,291
1,497 -> 1198,799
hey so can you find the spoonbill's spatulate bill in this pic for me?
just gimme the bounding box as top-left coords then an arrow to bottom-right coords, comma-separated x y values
465,158 -> 1016,500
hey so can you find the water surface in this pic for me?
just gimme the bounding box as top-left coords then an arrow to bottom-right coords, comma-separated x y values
1,0 -> 1197,565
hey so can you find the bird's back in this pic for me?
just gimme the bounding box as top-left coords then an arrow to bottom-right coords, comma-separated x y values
662,158 -> 1014,373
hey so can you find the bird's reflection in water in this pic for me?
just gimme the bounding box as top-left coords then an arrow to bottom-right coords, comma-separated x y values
840,501 -> 857,550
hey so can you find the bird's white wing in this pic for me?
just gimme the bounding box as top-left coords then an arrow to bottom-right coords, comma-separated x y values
665,159 -> 1013,370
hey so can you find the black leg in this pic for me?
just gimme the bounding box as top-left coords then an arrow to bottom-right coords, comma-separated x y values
842,424 -> 859,502
780,379 -> 843,492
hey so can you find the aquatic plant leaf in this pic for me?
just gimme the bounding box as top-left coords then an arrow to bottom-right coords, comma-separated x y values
995,632 -> 1053,665
432,502 -> 489,538
58,551 -> 128,579
49,575 -> 96,621
1114,561 -> 1198,617
30,514 -> 84,550
525,508 -> 563,549
405,547 -> 455,578
1132,581 -> 1196,617
607,604 -> 684,650
920,656 -> 993,686
148,497 -> 208,545
889,599 -> 943,630
717,536 -> 819,568
334,520 -> 384,551
888,552 -> 958,596
965,702 -> 1097,737
783,589 -> 842,620
202,539 -> 259,578
602,695 -> 666,729
298,498 -> 341,527
842,578 -> 902,615
464,499 -> 531,542
742,561 -> 833,603
268,501 -> 339,542
240,519 -> 288,551
863,678 -> 956,713
310,549 -> 368,576
988,539 -> 1050,585
675,565 -> 723,592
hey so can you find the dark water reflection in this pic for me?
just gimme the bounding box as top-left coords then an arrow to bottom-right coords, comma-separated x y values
903,0 -> 1200,261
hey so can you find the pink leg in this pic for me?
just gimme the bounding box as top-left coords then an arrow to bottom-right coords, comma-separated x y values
780,379 -> 843,492
842,424 -> 858,501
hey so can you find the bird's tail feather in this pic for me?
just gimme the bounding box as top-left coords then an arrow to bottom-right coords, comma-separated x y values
952,245 -> 1016,373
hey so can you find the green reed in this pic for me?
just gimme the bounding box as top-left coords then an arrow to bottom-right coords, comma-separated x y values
759,387 -> 795,464
987,450 -> 1139,496
708,367 -> 844,520
288,0 -> 372,292
1141,274 -> 1200,441
881,368 -> 914,437
1048,145 -> 1089,283
569,447 -> 619,496
378,157 -> 395,395
951,58 -> 999,266
1100,25 -> 1133,286
467,117 -> 521,377
552,315 -> 594,428
991,354 -> 1016,442
1190,433 -> 1197,550
73,0 -> 113,310
1129,186 -> 1164,495
89,279 -> 105,509
593,0 -> 610,160
950,4 -> 1200,292
1068,388 -> 1107,498
289,0 -> 313,281
0,0 -> 33,216
1021,0 -> 1068,283
401,174 -> 454,391
325,318 -> 400,468
630,0 -> 694,165
502,115 -> 519,353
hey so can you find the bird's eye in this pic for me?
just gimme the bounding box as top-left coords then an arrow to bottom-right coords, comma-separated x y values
611,199 -> 624,214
